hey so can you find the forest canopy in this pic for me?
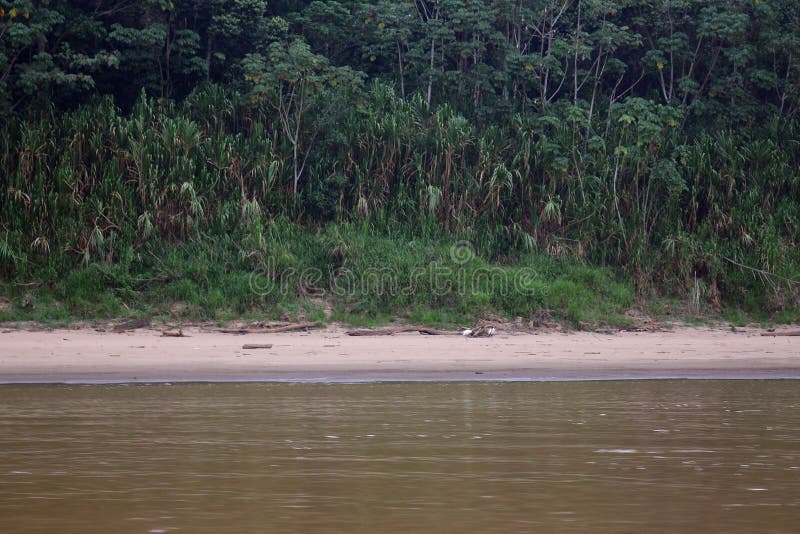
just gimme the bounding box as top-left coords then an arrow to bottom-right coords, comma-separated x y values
2,1 -> 798,120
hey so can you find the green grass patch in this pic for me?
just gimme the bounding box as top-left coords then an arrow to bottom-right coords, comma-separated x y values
6,222 -> 781,329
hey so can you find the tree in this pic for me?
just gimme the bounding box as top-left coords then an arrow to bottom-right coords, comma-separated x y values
0,1 -> 118,114
243,37 -> 364,195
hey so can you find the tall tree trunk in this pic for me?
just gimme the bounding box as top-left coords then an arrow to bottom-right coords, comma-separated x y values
427,37 -> 435,109
397,41 -> 405,98
163,10 -> 173,100
206,35 -> 214,82
573,0 -> 582,104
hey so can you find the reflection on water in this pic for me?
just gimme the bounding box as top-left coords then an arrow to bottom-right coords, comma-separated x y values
1,381 -> 799,533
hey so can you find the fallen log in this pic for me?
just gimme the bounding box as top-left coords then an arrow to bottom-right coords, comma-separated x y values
417,328 -> 460,336
270,321 -> 323,332
219,322 -> 323,335
760,331 -> 800,337
242,344 -> 273,350
113,316 -> 152,333
248,321 -> 292,329
162,330 -> 187,338
345,327 -> 460,336
345,327 -> 419,336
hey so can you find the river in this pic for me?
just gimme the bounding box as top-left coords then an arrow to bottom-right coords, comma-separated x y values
1,381 -> 799,532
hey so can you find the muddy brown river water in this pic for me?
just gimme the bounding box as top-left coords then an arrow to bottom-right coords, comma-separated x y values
1,381 -> 799,533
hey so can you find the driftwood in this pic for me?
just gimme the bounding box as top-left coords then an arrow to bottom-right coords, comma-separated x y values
248,321 -> 292,329
113,316 -> 152,333
345,327 -> 419,336
219,328 -> 256,334
418,328 -> 460,336
345,327 -> 459,336
219,321 -> 323,335
242,344 -> 273,350
161,329 -> 187,338
761,330 -> 800,337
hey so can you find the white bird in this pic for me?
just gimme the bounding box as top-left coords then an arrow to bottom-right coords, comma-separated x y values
461,329 -> 473,337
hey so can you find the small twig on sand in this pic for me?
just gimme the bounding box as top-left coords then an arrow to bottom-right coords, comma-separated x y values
242,344 -> 273,350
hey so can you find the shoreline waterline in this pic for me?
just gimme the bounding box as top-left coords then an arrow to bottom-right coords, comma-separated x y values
4,370 -> 800,385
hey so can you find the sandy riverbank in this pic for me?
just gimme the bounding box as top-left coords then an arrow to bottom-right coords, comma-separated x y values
0,325 -> 798,383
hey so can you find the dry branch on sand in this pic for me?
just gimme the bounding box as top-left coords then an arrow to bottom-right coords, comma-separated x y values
345,327 -> 463,336
345,327 -> 419,336
113,316 -> 152,333
218,322 -> 323,334
161,330 -> 187,337
760,330 -> 800,337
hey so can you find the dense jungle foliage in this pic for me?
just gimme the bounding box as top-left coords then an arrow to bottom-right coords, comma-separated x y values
1,1 -> 798,323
